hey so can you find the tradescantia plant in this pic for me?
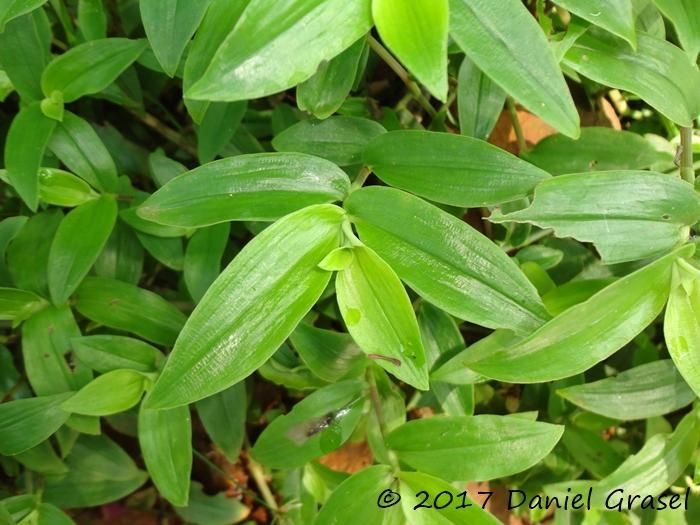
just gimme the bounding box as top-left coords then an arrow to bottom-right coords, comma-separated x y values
1,0 -> 700,524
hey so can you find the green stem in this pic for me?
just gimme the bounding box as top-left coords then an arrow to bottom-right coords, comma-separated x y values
351,166 -> 371,191
679,127 -> 695,185
367,36 -> 437,118
507,97 -> 527,154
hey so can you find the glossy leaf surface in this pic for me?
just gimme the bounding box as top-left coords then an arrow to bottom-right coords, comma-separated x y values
557,360 -> 695,420
336,245 -> 428,390
553,0 -> 636,46
450,0 -> 579,137
146,205 -> 343,408
61,370 -> 146,416
363,131 -> 550,207
345,187 -> 549,334
187,0 -> 373,101
386,415 -> 563,481
138,153 -> 350,227
466,246 -> 692,383
490,171 -> 700,264
564,27 -> 700,126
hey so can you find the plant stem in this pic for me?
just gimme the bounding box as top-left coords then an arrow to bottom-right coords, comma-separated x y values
127,109 -> 198,157
679,127 -> 695,184
247,453 -> 279,512
507,97 -> 527,154
351,166 -> 371,191
367,36 -> 437,119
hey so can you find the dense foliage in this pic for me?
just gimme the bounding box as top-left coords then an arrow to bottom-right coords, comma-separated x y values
1,1 -> 700,524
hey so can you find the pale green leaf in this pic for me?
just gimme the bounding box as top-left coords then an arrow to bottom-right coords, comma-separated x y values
373,0 -> 449,100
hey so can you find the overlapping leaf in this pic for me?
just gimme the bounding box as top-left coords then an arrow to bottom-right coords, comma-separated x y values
138,153 -> 350,227
145,205 -> 344,408
345,187 -> 550,334
490,171 -> 700,264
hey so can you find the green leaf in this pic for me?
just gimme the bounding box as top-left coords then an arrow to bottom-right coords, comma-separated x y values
71,335 -> 164,374
0,0 -> 48,31
564,27 -> 700,127
561,426 -> 625,479
289,323 -> 367,383
297,37 -> 368,120
78,0 -> 107,41
314,465 -> 403,525
449,0 -> 580,138
135,233 -> 184,271
336,245 -> 429,390
0,288 -> 48,323
183,223 -> 230,303
38,168 -> 99,207
139,405 -> 192,506
14,439 -> 68,476
398,471 -> 502,524
182,0 -> 250,122
48,195 -> 117,304
457,55 -> 506,140
43,435 -> 148,508
491,171 -> 700,264
6,210 -> 61,297
120,205 -> 191,238
345,187 -> 549,334
4,102 -> 57,211
194,382 -> 246,462
652,0 -> 700,61
93,221 -> 144,285
186,0 -> 373,101
386,415 -> 563,481
0,10 -> 51,100
522,127 -> 666,175
251,380 -> 365,468
417,301 -> 474,416
466,245 -> 693,383
0,393 -> 72,455
48,111 -> 118,192
140,0 -> 211,77
273,117 -> 386,166
196,101 -> 246,163
40,89 -> 64,121
549,410 -> 700,509
74,277 -> 186,346
363,130 -> 550,207
553,0 -> 636,47
37,503 -> 76,525
145,204 -> 344,409
137,153 -> 351,228
60,370 -> 146,416
22,305 -> 92,395
664,258 -> 700,397
173,482 -> 250,525
557,360 -> 695,420
41,38 -> 148,102
0,216 -> 27,287
372,0 -> 448,101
